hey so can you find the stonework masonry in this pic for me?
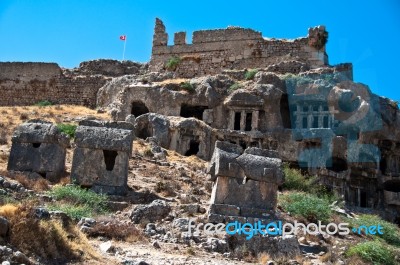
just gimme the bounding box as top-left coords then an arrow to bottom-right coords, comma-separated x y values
150,18 -> 329,77
0,60 -> 143,107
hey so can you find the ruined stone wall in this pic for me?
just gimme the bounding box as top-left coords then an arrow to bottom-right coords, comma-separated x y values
150,18 -> 328,78
0,60 -> 143,108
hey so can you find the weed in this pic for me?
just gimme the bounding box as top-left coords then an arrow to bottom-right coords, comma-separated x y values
180,82 -> 195,93
165,56 -> 181,71
228,83 -> 242,93
47,185 -> 108,219
279,192 -> 332,223
244,69 -> 258,80
35,100 -> 53,107
57,123 -> 77,138
348,214 -> 400,246
346,240 -> 396,265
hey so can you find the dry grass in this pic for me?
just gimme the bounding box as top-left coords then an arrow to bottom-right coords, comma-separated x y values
258,252 -> 271,264
87,218 -> 147,243
0,204 -> 19,218
14,174 -> 50,191
8,202 -> 100,262
0,105 -> 110,144
156,78 -> 189,85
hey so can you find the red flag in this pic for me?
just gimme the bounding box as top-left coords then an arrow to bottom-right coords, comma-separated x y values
120,35 -> 126,41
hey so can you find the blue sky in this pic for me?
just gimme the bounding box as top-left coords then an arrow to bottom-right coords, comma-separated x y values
0,0 -> 399,101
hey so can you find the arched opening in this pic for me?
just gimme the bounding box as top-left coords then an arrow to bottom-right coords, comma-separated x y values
280,94 -> 291,129
103,150 -> 118,171
180,104 -> 208,120
185,140 -> 200,156
131,101 -> 149,117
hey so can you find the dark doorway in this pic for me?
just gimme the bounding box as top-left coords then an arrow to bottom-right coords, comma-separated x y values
103,150 -> 118,171
302,117 -> 308,129
185,140 -> 200,156
280,95 -> 292,129
312,116 -> 319,128
239,140 -> 247,150
323,116 -> 329,128
131,101 -> 149,117
180,104 -> 208,120
137,127 -> 151,139
245,113 -> 252,131
32,143 -> 41,148
234,112 -> 241,130
360,190 -> 368,208
383,180 -> 400,192
380,158 -> 387,175
326,157 -> 348,172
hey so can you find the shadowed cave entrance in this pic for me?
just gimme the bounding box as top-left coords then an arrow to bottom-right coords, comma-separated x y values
185,140 -> 200,156
131,101 -> 149,117
180,104 -> 208,120
103,150 -> 118,171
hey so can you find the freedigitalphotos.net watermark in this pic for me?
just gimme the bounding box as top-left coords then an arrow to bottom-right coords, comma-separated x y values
188,219 -> 383,240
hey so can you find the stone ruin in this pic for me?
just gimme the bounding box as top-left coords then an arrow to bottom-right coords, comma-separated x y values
207,141 -> 283,223
7,120 -> 69,182
70,120 -> 135,195
150,18 -> 328,78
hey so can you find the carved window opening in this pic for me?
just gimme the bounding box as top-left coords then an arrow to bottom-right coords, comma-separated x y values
234,112 -> 241,130
312,115 -> 319,128
302,117 -> 308,129
180,104 -> 208,120
280,94 -> 291,128
32,143 -> 41,148
103,150 -> 118,171
323,116 -> 329,128
245,113 -> 252,131
131,101 -> 149,117
185,140 -> 200,156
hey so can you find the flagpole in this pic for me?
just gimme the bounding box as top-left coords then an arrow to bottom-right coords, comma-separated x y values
122,36 -> 127,61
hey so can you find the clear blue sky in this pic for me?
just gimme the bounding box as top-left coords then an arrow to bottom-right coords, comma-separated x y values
0,0 -> 399,101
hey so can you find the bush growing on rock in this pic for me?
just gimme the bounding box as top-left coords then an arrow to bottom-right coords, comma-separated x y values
279,192 -> 332,223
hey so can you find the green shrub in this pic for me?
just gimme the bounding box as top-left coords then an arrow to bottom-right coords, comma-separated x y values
180,82 -> 195,93
244,69 -> 258,80
47,185 -> 108,219
282,165 -> 313,191
348,214 -> 400,246
57,123 -> 77,138
35,100 -> 53,107
282,164 -> 337,199
279,192 -> 332,223
165,56 -> 181,71
346,240 -> 396,265
47,204 -> 94,220
228,83 -> 242,93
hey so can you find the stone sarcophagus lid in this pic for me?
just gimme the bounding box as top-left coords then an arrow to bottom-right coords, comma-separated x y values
7,120 -> 69,182
207,141 -> 283,222
71,120 -> 135,195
